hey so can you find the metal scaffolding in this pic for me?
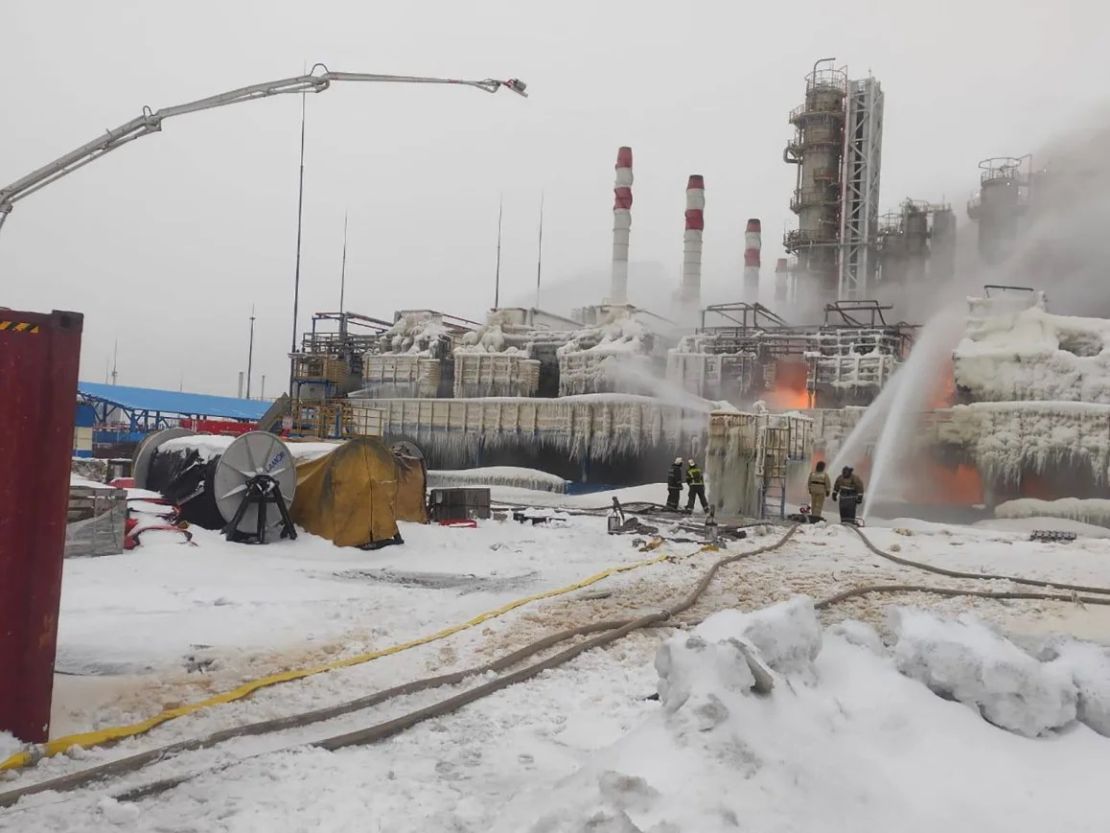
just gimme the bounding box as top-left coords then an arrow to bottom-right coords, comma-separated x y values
838,77 -> 884,299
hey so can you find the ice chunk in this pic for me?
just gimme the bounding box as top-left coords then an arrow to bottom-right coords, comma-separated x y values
827,619 -> 886,656
890,608 -> 1077,737
654,633 -> 755,716
697,596 -> 822,677
1043,638 -> 1110,736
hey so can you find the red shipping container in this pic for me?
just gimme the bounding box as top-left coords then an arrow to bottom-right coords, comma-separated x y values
0,309 -> 83,742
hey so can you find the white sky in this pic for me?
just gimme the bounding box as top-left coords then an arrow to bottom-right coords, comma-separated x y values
3,0 -> 1107,395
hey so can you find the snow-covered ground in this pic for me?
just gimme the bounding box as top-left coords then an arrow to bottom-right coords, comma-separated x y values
5,484 -> 1110,831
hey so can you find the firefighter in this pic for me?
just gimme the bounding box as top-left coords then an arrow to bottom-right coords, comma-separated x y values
807,460 -> 831,521
685,458 -> 708,513
832,465 -> 865,524
666,457 -> 684,510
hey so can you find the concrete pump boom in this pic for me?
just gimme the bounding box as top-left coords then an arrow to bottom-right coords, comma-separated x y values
0,64 -> 527,237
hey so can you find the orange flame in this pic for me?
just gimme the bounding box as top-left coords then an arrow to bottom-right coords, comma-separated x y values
903,460 -> 984,505
764,359 -> 811,410
928,355 -> 957,409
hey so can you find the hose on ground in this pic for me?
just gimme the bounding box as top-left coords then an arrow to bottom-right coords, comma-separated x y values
116,525 -> 1110,805
8,523 -> 1109,809
1,528 -> 798,806
815,583 -> 1110,610
0,619 -> 629,808
850,525 -> 1110,596
113,525 -> 803,802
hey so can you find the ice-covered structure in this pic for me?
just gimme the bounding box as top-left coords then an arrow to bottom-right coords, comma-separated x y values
705,410 -> 813,518
666,301 -> 912,409
954,292 -> 1110,403
349,394 -> 706,483
360,310 -> 478,399
806,290 -> 1110,516
556,308 -> 664,397
936,290 -> 1110,503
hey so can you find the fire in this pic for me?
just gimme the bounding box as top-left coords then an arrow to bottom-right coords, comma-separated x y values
904,461 -> 984,505
764,385 -> 812,410
764,359 -> 811,410
928,355 -> 957,409
1019,472 -> 1055,500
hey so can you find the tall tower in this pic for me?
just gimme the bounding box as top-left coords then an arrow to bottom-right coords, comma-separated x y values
743,218 -> 761,300
930,206 -> 957,281
784,59 -> 884,301
677,174 -> 705,311
839,77 -> 884,298
967,156 -> 1029,265
609,146 -> 634,304
784,59 -> 847,299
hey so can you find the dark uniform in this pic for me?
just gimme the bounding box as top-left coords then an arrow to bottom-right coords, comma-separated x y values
832,467 -> 865,524
807,467 -> 832,519
666,459 -> 684,510
685,460 -> 708,513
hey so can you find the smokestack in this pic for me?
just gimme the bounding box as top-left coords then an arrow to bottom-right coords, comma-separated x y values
610,146 -> 633,304
679,174 -> 705,310
774,258 -> 789,303
744,218 -> 761,300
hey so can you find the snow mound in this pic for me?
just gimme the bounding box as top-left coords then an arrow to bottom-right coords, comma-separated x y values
655,598 -> 821,726
889,608 -> 1077,737
827,619 -> 886,655
502,605 -> 1110,833
995,498 -> 1110,528
695,597 -> 822,678
428,466 -> 568,493
1042,638 -> 1110,736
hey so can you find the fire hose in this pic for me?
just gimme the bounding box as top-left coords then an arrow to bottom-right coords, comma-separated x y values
0,527 -> 796,808
7,522 -> 1110,810
848,524 -> 1110,595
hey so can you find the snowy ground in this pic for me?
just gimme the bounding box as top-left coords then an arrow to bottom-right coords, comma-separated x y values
4,483 -> 1110,831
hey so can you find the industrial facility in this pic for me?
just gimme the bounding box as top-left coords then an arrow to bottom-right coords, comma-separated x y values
57,56 -> 1104,532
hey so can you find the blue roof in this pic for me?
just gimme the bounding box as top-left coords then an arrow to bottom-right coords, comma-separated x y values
78,382 -> 270,421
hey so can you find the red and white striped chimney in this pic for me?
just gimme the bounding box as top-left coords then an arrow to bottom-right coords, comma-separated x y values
679,174 -> 705,309
774,257 -> 789,303
610,147 -> 633,304
744,218 -> 761,300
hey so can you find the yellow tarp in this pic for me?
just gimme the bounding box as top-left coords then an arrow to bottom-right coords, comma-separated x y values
394,453 -> 429,523
291,437 -> 425,547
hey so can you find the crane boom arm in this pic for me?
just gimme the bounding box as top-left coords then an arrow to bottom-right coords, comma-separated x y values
0,65 -> 525,220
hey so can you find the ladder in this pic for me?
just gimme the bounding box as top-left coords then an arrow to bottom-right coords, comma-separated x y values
759,426 -> 790,519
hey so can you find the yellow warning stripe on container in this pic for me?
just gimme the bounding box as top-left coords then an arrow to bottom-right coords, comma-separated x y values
0,321 -> 40,333
0,540 -> 708,771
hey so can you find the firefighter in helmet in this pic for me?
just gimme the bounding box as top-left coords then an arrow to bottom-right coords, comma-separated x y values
832,465 -> 865,524
807,460 -> 831,521
685,458 -> 708,513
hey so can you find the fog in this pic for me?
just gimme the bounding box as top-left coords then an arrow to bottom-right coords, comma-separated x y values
3,1 -> 1107,395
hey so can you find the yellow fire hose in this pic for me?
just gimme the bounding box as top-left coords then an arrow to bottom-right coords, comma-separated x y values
0,536 -> 699,772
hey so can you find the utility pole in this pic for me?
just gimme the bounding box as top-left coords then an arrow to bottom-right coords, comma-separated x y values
289,91 -> 307,398
535,191 -> 544,308
494,195 -> 503,309
339,211 -> 349,315
246,304 -> 256,399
